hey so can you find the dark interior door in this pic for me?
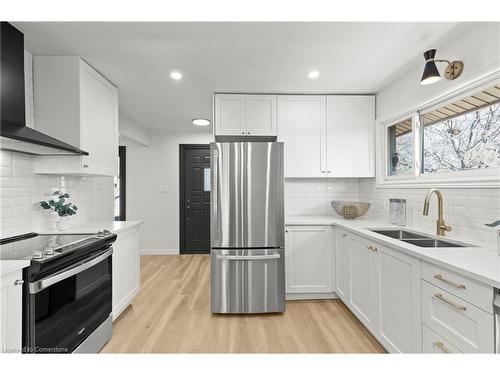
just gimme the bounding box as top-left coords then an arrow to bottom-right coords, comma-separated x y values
180,145 -> 210,254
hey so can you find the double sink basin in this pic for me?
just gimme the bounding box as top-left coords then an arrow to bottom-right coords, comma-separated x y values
370,229 -> 475,248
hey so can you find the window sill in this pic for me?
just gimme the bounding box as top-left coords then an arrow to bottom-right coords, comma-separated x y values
376,174 -> 500,189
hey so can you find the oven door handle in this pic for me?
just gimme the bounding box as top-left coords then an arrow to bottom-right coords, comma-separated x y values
29,248 -> 113,294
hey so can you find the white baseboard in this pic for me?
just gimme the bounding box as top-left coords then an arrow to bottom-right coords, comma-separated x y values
140,249 -> 179,255
286,292 -> 339,300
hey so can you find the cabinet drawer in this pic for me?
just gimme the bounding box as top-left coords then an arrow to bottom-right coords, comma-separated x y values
421,261 -> 493,313
421,281 -> 494,353
422,324 -> 462,353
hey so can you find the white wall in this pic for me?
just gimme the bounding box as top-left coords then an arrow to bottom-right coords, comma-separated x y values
377,23 -> 500,122
125,129 -> 212,252
119,115 -> 151,146
363,22 -> 500,247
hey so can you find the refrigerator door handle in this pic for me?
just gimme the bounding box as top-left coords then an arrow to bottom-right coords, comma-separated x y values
212,148 -> 221,243
216,254 -> 280,261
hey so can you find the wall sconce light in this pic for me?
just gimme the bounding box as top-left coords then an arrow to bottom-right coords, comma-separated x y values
420,49 -> 464,85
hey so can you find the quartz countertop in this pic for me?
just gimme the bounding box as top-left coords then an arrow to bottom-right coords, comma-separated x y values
286,215 -> 500,288
0,260 -> 31,275
38,220 -> 143,235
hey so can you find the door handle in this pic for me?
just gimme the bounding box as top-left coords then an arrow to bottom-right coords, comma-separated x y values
434,274 -> 466,289
216,254 -> 280,261
434,293 -> 466,311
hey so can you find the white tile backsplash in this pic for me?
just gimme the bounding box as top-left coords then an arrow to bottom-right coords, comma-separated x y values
359,179 -> 500,246
285,178 -> 361,216
0,150 -> 114,238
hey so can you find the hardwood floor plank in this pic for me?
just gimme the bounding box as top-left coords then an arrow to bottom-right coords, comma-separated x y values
101,255 -> 385,354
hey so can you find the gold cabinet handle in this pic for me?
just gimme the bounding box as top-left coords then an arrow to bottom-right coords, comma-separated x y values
435,341 -> 450,353
434,293 -> 466,311
367,245 -> 378,251
434,274 -> 466,290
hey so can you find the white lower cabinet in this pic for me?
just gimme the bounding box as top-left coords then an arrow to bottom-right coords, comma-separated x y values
334,228 -> 350,302
335,230 -> 422,353
376,245 -> 422,353
112,226 -> 141,320
422,324 -> 462,353
0,269 -> 24,353
421,280 -> 494,353
285,226 -> 333,295
348,235 -> 379,332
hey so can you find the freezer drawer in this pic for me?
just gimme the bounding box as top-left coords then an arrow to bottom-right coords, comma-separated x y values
211,248 -> 285,314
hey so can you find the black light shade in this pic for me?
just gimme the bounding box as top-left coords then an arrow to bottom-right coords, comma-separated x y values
420,49 -> 441,85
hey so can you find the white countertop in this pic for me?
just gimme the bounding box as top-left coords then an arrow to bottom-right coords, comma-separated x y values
39,220 -> 143,235
0,260 -> 31,275
0,221 -> 143,274
286,215 -> 500,288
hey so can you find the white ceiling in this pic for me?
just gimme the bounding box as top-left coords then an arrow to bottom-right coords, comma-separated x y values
13,22 -> 459,132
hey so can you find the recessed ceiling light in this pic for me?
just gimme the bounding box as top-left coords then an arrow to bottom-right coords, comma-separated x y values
170,71 -> 182,80
192,118 -> 211,126
308,70 -> 320,79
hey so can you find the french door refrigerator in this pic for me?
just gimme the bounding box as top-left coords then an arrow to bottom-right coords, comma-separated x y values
210,142 -> 285,314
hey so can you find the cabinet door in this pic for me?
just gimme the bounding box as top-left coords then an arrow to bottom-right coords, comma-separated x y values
334,228 -> 350,303
245,95 -> 277,136
112,228 -> 141,320
214,94 -> 246,136
376,244 -> 422,353
0,270 -> 23,353
277,95 -> 327,177
80,61 -> 119,176
326,96 -> 375,177
348,234 -> 378,331
285,226 -> 332,294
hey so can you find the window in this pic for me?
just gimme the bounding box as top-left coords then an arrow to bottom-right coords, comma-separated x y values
203,167 -> 211,192
422,99 -> 500,174
387,118 -> 414,176
382,80 -> 500,185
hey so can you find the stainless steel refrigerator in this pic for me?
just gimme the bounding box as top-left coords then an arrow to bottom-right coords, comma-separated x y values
210,142 -> 285,314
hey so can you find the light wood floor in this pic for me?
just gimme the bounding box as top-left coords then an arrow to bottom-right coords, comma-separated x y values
101,255 -> 385,353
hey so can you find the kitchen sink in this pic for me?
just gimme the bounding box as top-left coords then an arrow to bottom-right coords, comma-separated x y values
401,238 -> 464,248
370,229 -> 474,248
371,229 -> 426,240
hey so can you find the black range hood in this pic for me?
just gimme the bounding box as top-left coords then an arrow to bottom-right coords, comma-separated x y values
0,22 -> 88,156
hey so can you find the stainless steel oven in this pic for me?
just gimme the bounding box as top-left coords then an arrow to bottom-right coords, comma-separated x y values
24,247 -> 113,353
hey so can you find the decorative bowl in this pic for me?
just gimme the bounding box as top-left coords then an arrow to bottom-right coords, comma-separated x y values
331,201 -> 371,220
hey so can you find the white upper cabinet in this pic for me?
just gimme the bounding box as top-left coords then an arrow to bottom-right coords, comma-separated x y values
34,56 -> 118,176
214,94 -> 246,135
285,225 -> 333,294
245,95 -> 277,135
277,95 -> 326,178
215,93 -> 375,177
326,95 -> 375,177
214,94 -> 277,136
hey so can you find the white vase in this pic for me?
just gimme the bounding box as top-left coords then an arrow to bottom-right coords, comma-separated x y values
54,215 -> 71,231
